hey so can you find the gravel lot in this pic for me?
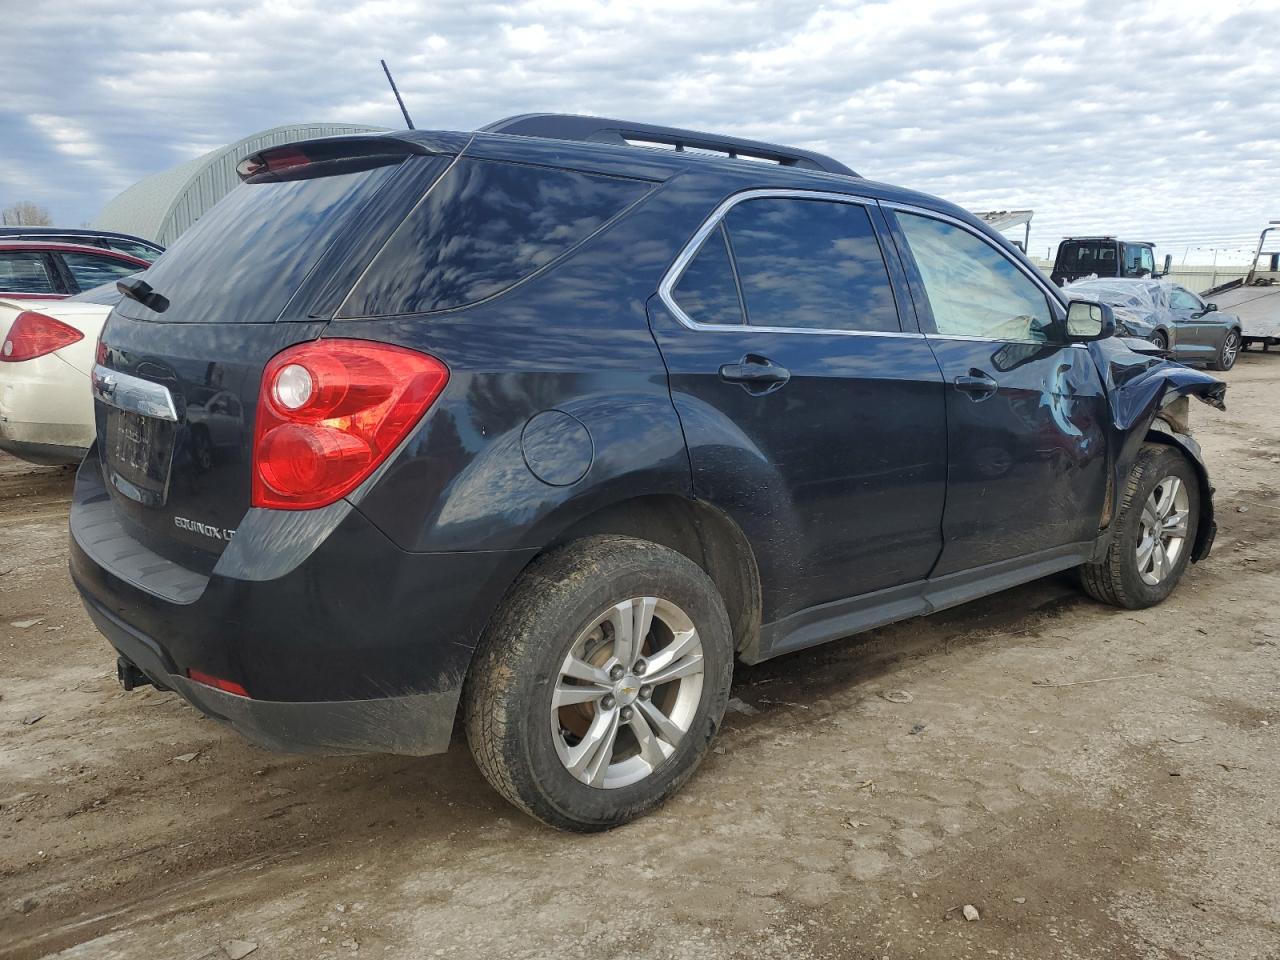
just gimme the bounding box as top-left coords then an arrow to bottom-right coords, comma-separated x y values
1,354 -> 1277,960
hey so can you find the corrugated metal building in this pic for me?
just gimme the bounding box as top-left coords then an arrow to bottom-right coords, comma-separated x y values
93,123 -> 386,247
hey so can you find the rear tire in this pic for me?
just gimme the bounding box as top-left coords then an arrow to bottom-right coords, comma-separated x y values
464,536 -> 733,831
1080,443 -> 1199,609
1208,330 -> 1240,371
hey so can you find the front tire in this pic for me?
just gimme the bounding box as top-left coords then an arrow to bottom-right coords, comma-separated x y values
1080,443 -> 1199,609
464,536 -> 733,831
1150,331 -> 1169,353
1209,330 -> 1240,371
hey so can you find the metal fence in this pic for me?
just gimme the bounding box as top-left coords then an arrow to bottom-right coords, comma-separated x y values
1028,260 -> 1247,295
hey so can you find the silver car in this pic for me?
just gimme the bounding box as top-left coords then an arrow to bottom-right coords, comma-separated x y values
1065,278 -> 1243,370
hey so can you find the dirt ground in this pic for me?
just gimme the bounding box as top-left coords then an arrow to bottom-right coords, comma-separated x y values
1,354 -> 1278,960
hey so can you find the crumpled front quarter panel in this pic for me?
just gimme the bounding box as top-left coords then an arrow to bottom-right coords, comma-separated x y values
1088,337 -> 1226,560
1089,338 -> 1226,431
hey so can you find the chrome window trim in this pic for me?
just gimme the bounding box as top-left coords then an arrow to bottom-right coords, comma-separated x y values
91,364 -> 179,422
658,188 -> 924,339
927,333 -> 1087,349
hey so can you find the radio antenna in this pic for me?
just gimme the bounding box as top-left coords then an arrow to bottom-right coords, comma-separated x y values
380,59 -> 415,130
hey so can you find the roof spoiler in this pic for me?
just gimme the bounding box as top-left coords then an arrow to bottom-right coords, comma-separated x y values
481,113 -> 858,177
236,135 -> 448,182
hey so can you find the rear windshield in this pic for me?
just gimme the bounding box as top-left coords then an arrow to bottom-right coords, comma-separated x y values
338,158 -> 652,318
115,162 -> 402,324
1057,241 -> 1116,272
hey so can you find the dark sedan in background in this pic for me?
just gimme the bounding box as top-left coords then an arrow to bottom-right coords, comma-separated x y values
1065,277 -> 1243,370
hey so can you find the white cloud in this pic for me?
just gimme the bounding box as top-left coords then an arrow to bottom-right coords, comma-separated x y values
0,0 -> 1276,261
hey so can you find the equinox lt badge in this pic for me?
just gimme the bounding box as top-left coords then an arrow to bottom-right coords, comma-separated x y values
174,516 -> 236,541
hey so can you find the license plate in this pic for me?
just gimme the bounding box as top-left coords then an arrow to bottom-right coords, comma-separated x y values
106,409 -> 175,504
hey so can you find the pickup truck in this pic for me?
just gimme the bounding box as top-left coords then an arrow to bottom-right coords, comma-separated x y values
1051,236 -> 1171,287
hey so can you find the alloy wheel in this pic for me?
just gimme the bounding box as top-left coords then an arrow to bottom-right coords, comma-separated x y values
551,596 -> 704,789
1136,475 -> 1190,586
1221,332 -> 1240,368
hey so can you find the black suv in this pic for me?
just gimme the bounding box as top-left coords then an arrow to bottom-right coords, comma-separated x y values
71,115 -> 1226,830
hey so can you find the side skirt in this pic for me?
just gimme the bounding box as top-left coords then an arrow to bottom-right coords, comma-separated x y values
745,541 -> 1094,665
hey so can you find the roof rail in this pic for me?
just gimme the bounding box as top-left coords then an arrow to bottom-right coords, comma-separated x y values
480,113 -> 858,177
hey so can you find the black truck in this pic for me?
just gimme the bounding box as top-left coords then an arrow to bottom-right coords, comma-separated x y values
1051,236 -> 1171,286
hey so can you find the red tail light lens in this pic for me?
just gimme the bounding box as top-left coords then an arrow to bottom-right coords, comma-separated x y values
252,339 -> 449,510
1,311 -> 84,362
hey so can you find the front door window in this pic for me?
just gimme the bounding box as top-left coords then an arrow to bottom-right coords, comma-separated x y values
896,213 -> 1056,341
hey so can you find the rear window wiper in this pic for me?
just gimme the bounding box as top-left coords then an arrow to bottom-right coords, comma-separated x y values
116,277 -> 170,314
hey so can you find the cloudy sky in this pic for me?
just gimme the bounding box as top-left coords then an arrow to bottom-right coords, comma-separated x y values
3,0 -> 1277,263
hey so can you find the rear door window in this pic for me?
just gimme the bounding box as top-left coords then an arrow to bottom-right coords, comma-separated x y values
672,224 -> 744,326
721,197 -> 900,332
339,159 -> 652,318
898,212 -> 1055,341
61,251 -> 143,291
0,251 -> 56,294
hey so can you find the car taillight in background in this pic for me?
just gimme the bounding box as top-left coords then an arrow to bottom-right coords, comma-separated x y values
251,339 -> 449,510
0,311 -> 84,362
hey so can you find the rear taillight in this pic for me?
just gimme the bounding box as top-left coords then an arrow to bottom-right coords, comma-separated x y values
1,311 -> 84,362
251,339 -> 449,510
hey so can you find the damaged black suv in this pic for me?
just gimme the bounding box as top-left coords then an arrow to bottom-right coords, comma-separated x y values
71,114 -> 1226,831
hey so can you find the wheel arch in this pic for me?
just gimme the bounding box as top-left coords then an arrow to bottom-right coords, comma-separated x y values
1142,427 -> 1215,562
540,494 -> 763,657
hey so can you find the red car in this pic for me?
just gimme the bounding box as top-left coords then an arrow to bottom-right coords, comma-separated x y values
0,240 -> 150,300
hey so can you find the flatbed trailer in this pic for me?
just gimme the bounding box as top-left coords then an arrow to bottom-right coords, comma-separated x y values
1204,221 -> 1280,351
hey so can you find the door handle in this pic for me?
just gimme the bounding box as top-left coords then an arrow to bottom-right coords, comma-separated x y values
719,354 -> 791,394
952,369 -> 998,401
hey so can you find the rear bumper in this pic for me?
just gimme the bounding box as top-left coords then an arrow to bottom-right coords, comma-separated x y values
0,354 -> 94,462
0,436 -> 87,465
80,589 -> 461,755
69,453 -> 536,756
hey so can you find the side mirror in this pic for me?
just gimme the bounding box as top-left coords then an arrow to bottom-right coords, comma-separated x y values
1160,254 -> 1173,277
1204,302 -> 1217,313
1066,299 -> 1116,342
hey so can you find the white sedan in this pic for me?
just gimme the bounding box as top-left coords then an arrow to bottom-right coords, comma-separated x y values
0,282 -> 120,465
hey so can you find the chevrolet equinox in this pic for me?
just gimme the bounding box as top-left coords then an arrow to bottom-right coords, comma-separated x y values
70,114 -> 1226,830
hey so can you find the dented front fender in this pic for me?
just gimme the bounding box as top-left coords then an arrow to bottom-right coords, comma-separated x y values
1090,336 -> 1226,429
1087,337 -> 1226,562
